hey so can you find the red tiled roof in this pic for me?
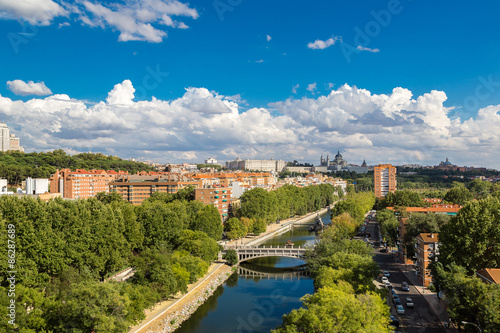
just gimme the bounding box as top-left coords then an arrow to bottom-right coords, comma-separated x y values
476,269 -> 500,284
416,233 -> 439,243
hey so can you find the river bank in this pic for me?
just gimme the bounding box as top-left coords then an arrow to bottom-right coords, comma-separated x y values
129,263 -> 233,333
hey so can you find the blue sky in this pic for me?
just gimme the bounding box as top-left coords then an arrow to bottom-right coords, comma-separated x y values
1,0 -> 500,168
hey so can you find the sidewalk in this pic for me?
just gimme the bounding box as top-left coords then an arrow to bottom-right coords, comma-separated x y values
395,261 -> 458,332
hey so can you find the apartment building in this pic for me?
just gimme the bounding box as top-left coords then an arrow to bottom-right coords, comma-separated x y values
49,169 -> 128,199
416,233 -> 439,287
374,164 -> 397,198
194,185 -> 232,221
109,175 -> 201,205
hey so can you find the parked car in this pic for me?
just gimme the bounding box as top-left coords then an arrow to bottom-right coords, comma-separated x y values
385,281 -> 393,289
393,294 -> 400,302
406,298 -> 414,308
384,271 -> 390,278
380,248 -> 388,253
394,298 -> 402,306
401,281 -> 410,291
396,305 -> 405,315
389,315 -> 400,328
382,277 -> 389,284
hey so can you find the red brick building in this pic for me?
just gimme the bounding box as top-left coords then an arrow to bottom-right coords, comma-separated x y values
50,169 -> 128,199
416,233 -> 439,287
194,185 -> 232,221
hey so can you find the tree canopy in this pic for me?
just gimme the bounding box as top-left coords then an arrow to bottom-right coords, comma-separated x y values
439,197 -> 500,272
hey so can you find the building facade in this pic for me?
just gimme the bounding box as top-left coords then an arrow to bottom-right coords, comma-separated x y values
50,169 -> 126,199
226,158 -> 286,172
0,123 -> 10,151
416,233 -> 439,287
109,175 -> 201,205
194,186 -> 232,221
26,178 -> 49,194
374,164 -> 397,198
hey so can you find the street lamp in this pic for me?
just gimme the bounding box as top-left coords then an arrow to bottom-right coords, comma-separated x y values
461,321 -> 482,333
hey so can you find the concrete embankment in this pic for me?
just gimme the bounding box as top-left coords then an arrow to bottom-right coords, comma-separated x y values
129,263 -> 232,333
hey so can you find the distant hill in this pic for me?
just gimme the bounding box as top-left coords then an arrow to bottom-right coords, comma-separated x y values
0,149 -> 155,185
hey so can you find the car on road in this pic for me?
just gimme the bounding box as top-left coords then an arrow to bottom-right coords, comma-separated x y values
401,281 -> 410,291
381,276 -> 389,284
380,248 -> 388,253
396,304 -> 405,315
389,315 -> 399,328
383,271 -> 390,277
385,281 -> 393,289
405,298 -> 414,308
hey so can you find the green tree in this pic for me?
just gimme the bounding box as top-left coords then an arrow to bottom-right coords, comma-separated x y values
272,282 -> 390,333
443,186 -> 474,205
223,249 -> 238,266
439,197 -> 500,272
191,205 -> 223,240
384,190 -> 425,207
137,200 -> 188,249
224,217 -> 248,240
433,263 -> 500,332
178,229 -> 220,262
46,281 -> 132,333
251,218 -> 267,235
377,209 -> 399,246
467,179 -> 493,198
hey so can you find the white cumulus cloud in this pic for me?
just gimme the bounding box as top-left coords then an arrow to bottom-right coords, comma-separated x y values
78,0 -> 199,42
1,81 -> 500,167
7,80 -> 53,96
306,83 -> 317,92
266,34 -> 272,42
307,36 -> 341,50
0,0 -> 198,42
0,0 -> 68,25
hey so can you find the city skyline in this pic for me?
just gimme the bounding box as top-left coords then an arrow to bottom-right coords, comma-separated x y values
1,1 -> 500,168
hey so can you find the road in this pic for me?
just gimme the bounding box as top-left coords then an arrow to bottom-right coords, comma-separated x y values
363,216 -> 445,333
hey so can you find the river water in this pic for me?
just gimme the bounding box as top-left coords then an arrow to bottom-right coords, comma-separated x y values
175,212 -> 331,333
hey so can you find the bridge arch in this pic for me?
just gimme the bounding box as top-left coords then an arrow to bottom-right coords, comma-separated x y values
223,245 -> 311,264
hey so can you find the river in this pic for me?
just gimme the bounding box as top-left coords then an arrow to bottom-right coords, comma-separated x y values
174,212 -> 331,333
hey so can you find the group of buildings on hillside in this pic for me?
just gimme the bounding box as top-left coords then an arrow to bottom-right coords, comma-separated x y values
223,152 -> 370,174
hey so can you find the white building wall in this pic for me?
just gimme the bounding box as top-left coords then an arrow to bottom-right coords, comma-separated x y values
26,178 -> 49,194
0,123 -> 10,152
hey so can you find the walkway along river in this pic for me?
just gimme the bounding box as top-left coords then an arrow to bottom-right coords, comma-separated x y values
173,212 -> 332,333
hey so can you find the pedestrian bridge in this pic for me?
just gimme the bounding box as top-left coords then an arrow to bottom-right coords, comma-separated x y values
223,245 -> 311,263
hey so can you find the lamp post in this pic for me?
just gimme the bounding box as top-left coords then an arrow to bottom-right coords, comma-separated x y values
461,321 -> 482,333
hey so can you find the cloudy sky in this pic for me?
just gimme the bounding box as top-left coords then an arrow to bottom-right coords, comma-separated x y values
1,0 -> 500,168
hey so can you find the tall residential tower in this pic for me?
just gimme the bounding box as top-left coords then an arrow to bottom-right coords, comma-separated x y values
374,164 -> 397,198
